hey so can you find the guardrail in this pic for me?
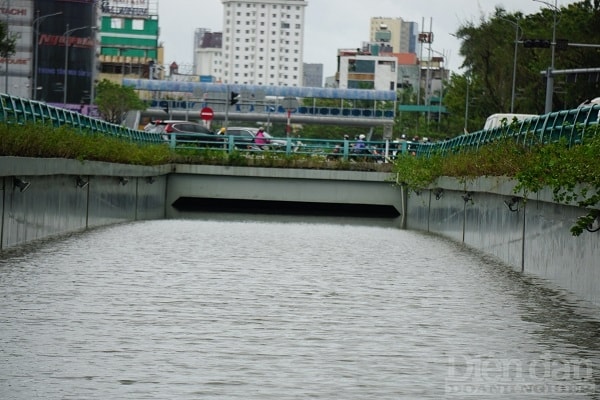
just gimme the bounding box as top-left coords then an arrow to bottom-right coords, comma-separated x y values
416,105 -> 600,158
0,93 -> 163,144
2,93 -> 599,162
167,134 -> 400,163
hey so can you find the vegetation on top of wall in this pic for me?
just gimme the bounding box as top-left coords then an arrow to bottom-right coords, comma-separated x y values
392,130 -> 600,235
0,123 -> 172,166
0,123 -> 391,172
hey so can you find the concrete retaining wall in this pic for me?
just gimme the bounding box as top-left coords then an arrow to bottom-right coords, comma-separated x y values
406,176 -> 600,307
1,157 -> 170,250
2,157 -> 598,308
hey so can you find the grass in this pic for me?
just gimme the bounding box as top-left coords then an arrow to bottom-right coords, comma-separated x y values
0,123 -> 172,165
0,122 -> 392,172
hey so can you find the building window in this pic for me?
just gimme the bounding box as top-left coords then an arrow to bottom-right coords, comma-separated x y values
110,18 -> 124,29
132,19 -> 144,30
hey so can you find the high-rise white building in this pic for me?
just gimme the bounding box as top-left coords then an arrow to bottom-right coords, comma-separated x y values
220,0 -> 307,86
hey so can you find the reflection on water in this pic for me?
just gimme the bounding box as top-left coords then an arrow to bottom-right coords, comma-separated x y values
0,216 -> 598,399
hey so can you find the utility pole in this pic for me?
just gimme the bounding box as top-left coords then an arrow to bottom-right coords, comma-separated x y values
500,17 -> 521,113
533,0 -> 559,114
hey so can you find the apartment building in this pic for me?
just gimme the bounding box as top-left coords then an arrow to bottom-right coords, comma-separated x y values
337,50 -> 398,92
220,0 -> 307,86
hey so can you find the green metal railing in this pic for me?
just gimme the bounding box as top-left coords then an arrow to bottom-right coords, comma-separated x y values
0,93 -> 163,144
416,105 -> 600,158
2,92 -> 599,160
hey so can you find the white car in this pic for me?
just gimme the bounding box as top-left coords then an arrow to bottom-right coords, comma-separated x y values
224,127 -> 288,149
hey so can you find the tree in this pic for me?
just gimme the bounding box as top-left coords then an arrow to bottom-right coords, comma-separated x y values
0,21 -> 17,60
94,79 -> 147,124
447,1 -> 600,130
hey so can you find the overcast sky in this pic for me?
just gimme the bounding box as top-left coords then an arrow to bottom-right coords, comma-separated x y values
158,0 -> 579,77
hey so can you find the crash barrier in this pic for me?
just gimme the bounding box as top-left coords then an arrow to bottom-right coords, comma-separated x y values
415,105 -> 600,158
0,93 -> 163,144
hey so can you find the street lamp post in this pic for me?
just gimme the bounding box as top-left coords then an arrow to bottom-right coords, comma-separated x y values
533,0 -> 559,113
429,48 -> 446,130
32,10 -> 62,100
89,3 -> 98,106
500,17 -> 521,113
63,24 -> 89,105
464,73 -> 470,133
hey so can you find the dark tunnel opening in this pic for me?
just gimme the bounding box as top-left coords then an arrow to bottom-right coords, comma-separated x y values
172,197 -> 400,218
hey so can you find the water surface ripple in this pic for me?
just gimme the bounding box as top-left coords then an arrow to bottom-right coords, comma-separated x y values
1,218 -> 599,399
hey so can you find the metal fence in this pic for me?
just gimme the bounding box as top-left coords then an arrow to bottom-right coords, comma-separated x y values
0,93 -> 163,144
415,105 -> 600,158
2,92 -> 599,161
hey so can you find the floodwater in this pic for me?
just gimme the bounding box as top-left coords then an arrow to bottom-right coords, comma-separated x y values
1,216 -> 599,399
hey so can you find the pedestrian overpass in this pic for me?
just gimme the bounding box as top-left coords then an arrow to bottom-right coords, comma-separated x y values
121,79 -> 397,129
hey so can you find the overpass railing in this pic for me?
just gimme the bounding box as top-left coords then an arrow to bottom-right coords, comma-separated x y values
1,92 -> 599,162
415,105 -> 600,158
0,93 -> 163,144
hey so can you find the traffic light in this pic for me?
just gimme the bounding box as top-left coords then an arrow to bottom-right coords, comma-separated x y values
230,91 -> 240,105
523,39 -> 551,48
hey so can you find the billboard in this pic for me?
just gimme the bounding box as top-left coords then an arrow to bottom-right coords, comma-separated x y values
34,0 -> 95,104
0,0 -> 34,97
100,0 -> 149,17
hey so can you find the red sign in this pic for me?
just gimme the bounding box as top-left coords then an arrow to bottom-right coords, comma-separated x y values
200,107 -> 214,121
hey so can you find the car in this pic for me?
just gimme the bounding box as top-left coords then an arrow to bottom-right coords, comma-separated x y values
144,120 -> 222,145
223,127 -> 288,149
578,97 -> 600,107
